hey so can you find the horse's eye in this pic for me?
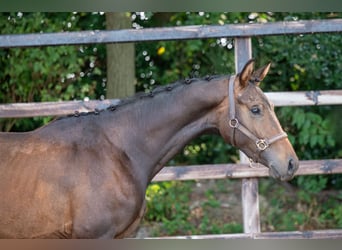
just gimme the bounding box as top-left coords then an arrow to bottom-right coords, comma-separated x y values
251,106 -> 261,115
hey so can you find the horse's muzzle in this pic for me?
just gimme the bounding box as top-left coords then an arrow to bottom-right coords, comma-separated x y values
269,157 -> 299,181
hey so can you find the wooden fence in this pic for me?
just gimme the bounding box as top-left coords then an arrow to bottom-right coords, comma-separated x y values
1,18 -> 342,239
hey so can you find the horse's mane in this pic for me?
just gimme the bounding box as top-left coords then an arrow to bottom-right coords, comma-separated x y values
109,74 -> 224,109
60,75 -> 224,119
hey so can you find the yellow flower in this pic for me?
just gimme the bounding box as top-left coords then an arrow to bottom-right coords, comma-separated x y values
157,46 -> 165,55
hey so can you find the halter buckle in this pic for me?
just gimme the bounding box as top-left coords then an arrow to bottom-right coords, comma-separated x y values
229,118 -> 239,128
256,139 -> 269,151
249,158 -> 260,168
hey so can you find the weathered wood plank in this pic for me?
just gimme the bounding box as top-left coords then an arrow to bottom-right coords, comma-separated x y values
0,99 -> 120,118
265,90 -> 342,107
254,229 -> 342,239
1,90 -> 341,118
241,178 -> 261,233
151,159 -> 342,182
234,37 -> 261,234
146,229 -> 342,239
0,19 -> 341,48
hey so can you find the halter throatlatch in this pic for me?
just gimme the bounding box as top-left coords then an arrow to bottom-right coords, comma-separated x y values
228,76 -> 288,163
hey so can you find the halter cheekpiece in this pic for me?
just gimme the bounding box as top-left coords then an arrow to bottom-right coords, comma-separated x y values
228,76 -> 288,160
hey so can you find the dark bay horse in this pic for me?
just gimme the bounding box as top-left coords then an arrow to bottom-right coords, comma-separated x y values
0,60 -> 299,238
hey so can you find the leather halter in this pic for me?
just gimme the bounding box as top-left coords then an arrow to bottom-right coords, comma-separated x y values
228,76 -> 288,161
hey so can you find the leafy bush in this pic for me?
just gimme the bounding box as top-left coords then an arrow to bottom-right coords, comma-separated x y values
259,177 -> 342,231
0,12 -> 106,131
144,180 -> 243,236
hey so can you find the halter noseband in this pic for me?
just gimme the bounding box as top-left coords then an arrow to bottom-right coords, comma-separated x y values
228,76 -> 288,161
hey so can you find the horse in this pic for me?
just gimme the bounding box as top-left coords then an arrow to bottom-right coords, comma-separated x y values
0,59 -> 299,238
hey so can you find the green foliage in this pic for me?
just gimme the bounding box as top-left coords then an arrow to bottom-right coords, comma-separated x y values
281,107 -> 336,155
0,12 -> 106,131
145,180 -> 243,236
134,12 -> 236,93
260,178 -> 342,231
145,181 -> 191,222
145,181 -> 193,235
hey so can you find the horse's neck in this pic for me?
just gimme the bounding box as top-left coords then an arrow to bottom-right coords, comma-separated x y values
108,77 -> 229,184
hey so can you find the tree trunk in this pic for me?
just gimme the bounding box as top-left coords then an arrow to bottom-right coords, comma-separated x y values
105,12 -> 135,99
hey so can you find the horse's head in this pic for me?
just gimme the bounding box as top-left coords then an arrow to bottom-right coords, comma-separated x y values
219,59 -> 299,181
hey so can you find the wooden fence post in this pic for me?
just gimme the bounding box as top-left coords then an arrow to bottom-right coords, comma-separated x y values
234,37 -> 261,234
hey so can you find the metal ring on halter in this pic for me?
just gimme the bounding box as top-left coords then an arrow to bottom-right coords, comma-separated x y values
229,118 -> 239,128
256,139 -> 269,151
249,158 -> 260,168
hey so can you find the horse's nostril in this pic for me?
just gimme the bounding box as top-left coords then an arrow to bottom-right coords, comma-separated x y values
288,158 -> 296,174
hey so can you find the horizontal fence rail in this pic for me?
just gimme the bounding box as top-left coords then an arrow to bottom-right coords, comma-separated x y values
0,19 -> 342,48
266,90 -> 342,106
152,159 -> 342,182
146,229 -> 342,239
1,90 -> 341,118
0,99 -> 120,118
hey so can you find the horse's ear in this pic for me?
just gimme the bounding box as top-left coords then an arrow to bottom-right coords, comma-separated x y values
239,59 -> 255,88
251,62 -> 271,86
